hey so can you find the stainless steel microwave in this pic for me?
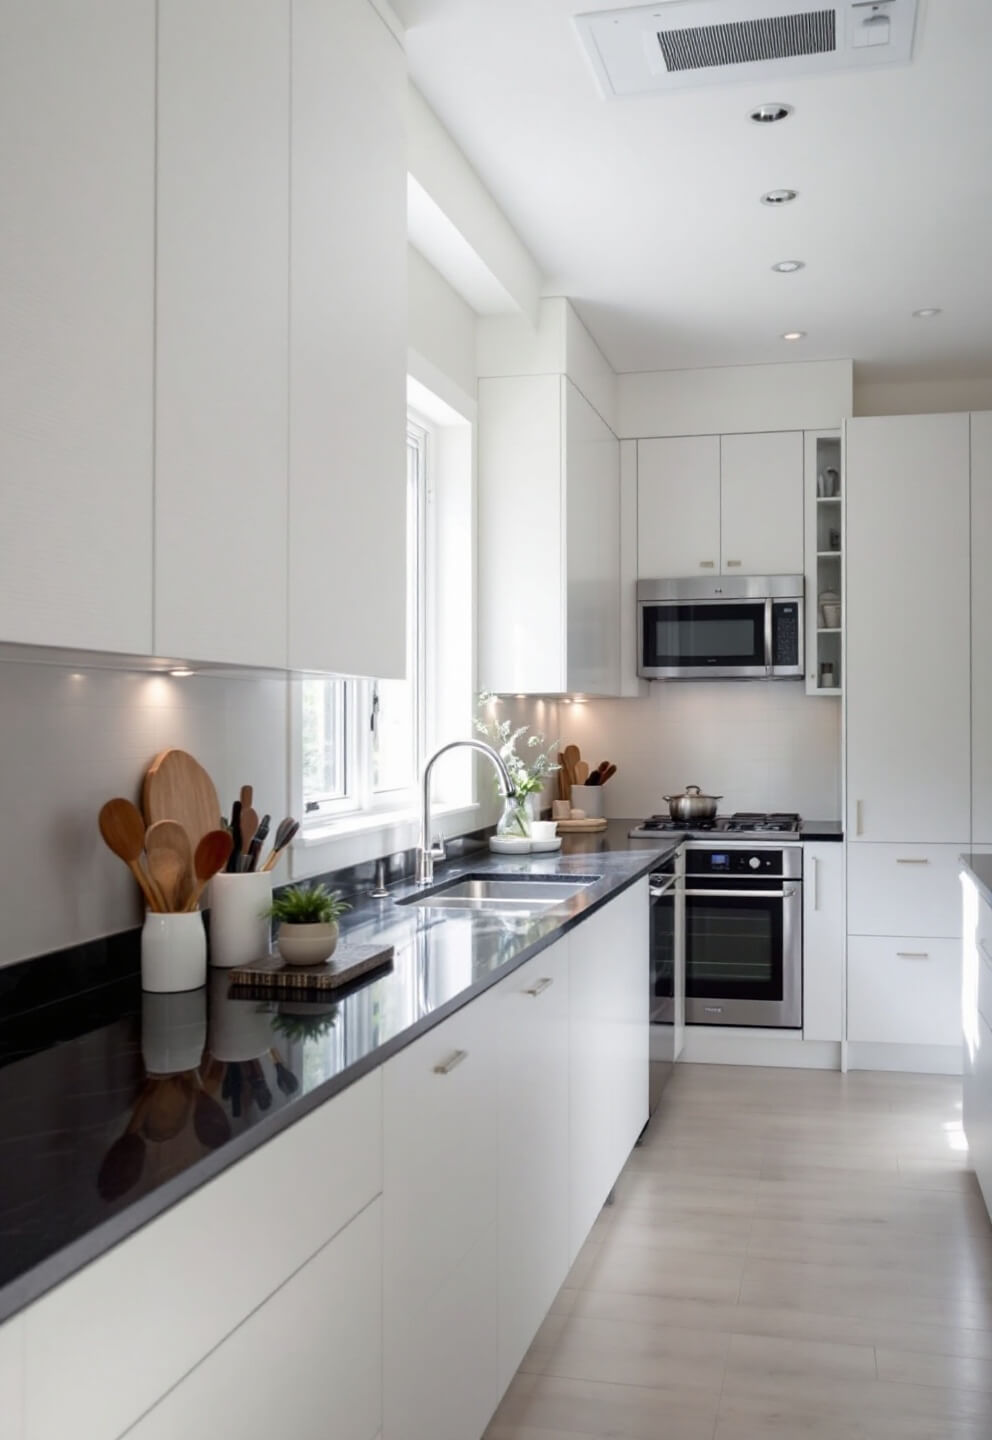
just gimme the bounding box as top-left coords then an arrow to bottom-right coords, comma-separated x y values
637,576 -> 804,681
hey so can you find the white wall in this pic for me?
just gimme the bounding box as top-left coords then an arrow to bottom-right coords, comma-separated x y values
854,375 -> 992,416
563,685 -> 842,822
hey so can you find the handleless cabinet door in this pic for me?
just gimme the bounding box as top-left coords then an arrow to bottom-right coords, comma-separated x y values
0,2 -> 154,654
846,414 -> 971,842
289,0 -> 407,676
973,412 -> 992,843
637,436 -> 720,578
565,380 -> 620,695
120,1200 -> 382,1440
720,431 -> 804,575
155,0 -> 289,668
803,842 -> 845,1042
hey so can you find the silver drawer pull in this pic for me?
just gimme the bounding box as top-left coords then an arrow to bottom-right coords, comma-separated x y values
433,1049 -> 468,1075
896,858 -> 930,865
524,977 -> 554,997
699,560 -> 715,568
896,951 -> 929,959
726,559 -> 742,567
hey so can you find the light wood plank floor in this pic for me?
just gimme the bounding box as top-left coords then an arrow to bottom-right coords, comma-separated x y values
485,1062 -> 992,1440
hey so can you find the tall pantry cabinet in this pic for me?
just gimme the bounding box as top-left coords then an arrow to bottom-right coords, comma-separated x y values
845,412 -> 979,1065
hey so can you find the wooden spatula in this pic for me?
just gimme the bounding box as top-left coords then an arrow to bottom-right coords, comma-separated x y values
574,760 -> 590,785
99,798 -> 165,912
184,829 -> 235,912
143,749 -> 221,855
145,820 -> 193,912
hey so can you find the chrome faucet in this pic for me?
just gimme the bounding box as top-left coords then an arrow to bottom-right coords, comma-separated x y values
416,740 -> 516,885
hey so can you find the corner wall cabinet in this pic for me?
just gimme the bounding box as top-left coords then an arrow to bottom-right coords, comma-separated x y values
478,376 -> 620,695
803,430 -> 843,695
0,0 -> 407,676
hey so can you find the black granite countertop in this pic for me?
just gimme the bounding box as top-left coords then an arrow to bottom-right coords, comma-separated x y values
800,821 -> 844,842
960,853 -> 992,908
0,834 -> 670,1325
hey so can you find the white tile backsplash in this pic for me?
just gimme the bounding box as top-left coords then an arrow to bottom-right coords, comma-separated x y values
562,683 -> 841,822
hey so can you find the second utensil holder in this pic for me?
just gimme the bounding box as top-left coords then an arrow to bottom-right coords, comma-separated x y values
208,871 -> 272,969
141,912 -> 207,994
570,784 -> 605,819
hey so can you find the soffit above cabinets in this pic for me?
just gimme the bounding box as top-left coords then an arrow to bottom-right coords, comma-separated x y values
573,0 -> 919,99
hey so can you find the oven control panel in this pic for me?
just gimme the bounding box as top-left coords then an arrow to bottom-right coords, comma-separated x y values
686,846 -> 802,877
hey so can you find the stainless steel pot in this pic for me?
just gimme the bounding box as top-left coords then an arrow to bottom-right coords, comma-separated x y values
661,785 -> 722,823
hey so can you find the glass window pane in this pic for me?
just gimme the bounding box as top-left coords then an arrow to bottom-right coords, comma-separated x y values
302,678 -> 347,806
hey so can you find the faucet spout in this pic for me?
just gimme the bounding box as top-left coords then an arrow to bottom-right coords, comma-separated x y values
416,740 -> 516,886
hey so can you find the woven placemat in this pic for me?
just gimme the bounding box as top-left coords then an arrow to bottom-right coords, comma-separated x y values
226,942 -> 394,994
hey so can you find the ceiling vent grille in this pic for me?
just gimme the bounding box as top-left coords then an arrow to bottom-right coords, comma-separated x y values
658,11 -> 836,73
574,1 -> 919,97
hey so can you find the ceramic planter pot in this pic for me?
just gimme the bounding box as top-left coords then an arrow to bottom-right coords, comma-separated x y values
276,920 -> 339,967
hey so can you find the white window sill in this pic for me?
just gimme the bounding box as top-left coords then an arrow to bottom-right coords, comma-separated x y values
296,800 -> 478,847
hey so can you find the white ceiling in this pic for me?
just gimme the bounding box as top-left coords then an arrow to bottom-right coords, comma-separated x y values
394,0 -> 992,380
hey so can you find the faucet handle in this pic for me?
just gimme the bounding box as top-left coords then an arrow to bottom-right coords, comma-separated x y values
430,836 -> 446,863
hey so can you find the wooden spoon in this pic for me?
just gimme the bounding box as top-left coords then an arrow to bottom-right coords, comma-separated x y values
99,798 -> 165,912
600,763 -> 617,784
574,760 -> 590,786
145,820 -> 193,912
143,749 -> 221,855
184,829 -> 235,912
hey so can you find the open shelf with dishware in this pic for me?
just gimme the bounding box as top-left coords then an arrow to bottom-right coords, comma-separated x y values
804,431 -> 843,696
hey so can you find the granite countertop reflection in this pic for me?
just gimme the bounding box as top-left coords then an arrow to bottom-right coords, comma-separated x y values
0,831 -> 671,1323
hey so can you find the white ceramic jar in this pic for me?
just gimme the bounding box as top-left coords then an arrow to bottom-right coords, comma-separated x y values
141,911 -> 207,993
208,871 -> 272,968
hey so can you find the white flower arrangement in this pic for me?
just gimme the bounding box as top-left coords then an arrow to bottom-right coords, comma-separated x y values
474,692 -> 561,801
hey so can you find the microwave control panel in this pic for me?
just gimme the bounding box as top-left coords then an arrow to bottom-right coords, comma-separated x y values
772,601 -> 800,664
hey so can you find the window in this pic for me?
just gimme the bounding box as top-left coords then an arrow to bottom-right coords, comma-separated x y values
300,415 -> 434,828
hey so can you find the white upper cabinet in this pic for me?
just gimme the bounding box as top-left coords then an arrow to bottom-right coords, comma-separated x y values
289,0 -> 407,677
0,1 -> 155,654
846,413 -> 971,843
155,0 -> 289,668
478,377 -> 620,695
720,431 -> 804,575
973,412 -> 992,843
637,436 -> 720,577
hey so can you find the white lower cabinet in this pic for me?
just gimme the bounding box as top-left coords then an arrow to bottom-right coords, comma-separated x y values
121,1199 -> 382,1440
23,1070 -> 381,1440
496,939 -> 570,1393
847,843 -> 965,940
847,937 -> 962,1047
382,988 -> 501,1440
803,843 -> 845,1042
0,1315 -> 23,1440
568,879 -> 650,1263
964,1011 -> 992,1215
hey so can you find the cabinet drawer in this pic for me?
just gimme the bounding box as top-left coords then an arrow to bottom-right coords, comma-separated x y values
122,1199 -> 381,1440
23,1070 -> 382,1440
847,937 -> 961,1047
848,844 -> 964,938
383,989 -> 499,1308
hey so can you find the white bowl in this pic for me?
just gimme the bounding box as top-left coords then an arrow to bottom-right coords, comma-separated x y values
529,837 -> 562,853
276,921 -> 339,967
489,836 -> 531,854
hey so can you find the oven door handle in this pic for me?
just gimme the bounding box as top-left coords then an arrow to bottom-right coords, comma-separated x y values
649,875 -> 681,899
684,887 -> 799,899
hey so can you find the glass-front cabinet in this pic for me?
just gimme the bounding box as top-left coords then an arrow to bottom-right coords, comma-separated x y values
804,430 -> 843,695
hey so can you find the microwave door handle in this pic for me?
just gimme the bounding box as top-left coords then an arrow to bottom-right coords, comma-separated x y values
764,598 -> 773,674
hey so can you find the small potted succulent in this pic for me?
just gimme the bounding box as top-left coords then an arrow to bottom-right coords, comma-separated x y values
265,883 -> 351,967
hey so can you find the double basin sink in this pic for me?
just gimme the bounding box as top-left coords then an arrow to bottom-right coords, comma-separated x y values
399,874 -> 599,916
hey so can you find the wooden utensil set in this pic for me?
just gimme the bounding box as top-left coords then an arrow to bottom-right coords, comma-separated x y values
558,745 -> 617,803
99,749 -> 298,914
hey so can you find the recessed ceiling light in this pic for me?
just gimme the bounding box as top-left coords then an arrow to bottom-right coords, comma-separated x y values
781,331 -> 806,341
912,307 -> 942,318
749,102 -> 793,124
170,667 -> 195,677
771,260 -> 805,273
761,188 -> 798,206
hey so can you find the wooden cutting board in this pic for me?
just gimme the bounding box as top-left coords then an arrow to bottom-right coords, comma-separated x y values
555,817 -> 607,833
227,943 -> 395,994
143,749 -> 221,854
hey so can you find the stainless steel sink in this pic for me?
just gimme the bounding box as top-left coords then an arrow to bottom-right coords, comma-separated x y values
400,874 -> 599,914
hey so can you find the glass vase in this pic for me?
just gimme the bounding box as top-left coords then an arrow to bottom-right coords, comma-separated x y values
497,796 -> 532,839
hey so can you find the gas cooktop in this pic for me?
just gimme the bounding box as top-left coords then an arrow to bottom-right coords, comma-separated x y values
629,812 -> 801,839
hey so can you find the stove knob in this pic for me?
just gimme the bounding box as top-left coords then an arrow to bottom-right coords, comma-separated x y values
748,856 -> 761,870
